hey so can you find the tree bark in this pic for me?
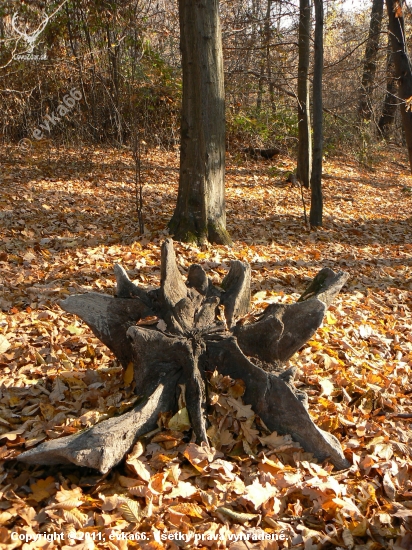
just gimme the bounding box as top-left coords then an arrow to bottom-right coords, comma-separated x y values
18,239 -> 350,472
386,0 -> 412,172
296,0 -> 312,189
169,0 -> 232,245
358,0 -> 384,121
378,44 -> 398,139
309,0 -> 324,226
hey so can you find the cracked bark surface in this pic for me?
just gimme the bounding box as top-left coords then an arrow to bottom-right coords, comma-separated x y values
18,239 -> 350,472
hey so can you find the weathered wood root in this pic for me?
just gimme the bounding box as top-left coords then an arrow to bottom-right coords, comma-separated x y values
17,379 -> 178,473
18,239 -> 350,471
60,293 -> 154,367
221,260 -> 251,328
126,326 -> 208,444
233,268 -> 349,363
207,336 -> 349,470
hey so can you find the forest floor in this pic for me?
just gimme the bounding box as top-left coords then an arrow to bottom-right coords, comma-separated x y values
0,144 -> 411,549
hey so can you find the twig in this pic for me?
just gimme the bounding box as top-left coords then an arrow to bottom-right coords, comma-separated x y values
286,173 -> 308,226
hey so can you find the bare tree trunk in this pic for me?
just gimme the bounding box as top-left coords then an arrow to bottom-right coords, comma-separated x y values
264,0 -> 275,112
296,0 -> 312,189
378,45 -> 398,138
256,61 -> 265,112
309,0 -> 323,227
386,0 -> 412,172
79,5 -> 99,141
106,18 -> 122,145
358,0 -> 384,121
169,0 -> 232,245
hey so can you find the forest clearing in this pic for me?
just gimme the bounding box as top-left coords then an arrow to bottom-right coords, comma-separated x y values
0,145 -> 411,549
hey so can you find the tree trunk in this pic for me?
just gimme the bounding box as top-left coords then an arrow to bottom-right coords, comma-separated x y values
358,0 -> 384,121
386,0 -> 412,172
256,61 -> 265,112
106,21 -> 122,145
169,0 -> 231,246
296,0 -> 312,189
378,44 -> 398,139
18,239 -> 349,473
309,0 -> 323,226
264,0 -> 275,112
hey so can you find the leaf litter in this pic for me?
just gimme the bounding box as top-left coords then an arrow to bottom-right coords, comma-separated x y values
0,145 -> 411,548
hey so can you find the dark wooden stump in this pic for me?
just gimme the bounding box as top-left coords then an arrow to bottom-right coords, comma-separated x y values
18,239 -> 350,472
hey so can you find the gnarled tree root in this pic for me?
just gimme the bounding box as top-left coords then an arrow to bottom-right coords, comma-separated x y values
18,379 -> 178,473
18,239 -> 350,472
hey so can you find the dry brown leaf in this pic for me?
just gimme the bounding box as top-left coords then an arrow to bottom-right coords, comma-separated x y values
226,397 -> 255,419
243,478 -> 278,509
241,418 -> 259,445
183,442 -> 217,471
123,361 -> 134,386
319,378 -> 334,397
169,502 -> 204,518
0,335 -> 11,354
118,497 -> 142,523
382,471 -> 396,501
136,316 -> 159,326
63,507 -> 87,529
165,480 -> 198,499
29,476 -> 57,502
49,486 -> 84,510
148,472 -> 170,494
259,431 -> 300,451
61,540 -> 95,550
168,407 -> 191,431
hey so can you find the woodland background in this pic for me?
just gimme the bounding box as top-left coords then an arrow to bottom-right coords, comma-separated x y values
0,0 -> 408,157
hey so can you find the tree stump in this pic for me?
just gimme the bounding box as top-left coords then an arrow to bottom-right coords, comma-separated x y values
18,239 -> 350,473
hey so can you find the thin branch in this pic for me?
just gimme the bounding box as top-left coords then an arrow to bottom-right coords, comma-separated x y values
322,31 -> 387,72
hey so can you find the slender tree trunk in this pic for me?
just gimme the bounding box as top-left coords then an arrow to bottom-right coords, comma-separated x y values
296,0 -> 312,189
378,44 -> 398,138
256,61 -> 265,112
65,3 -> 86,109
106,22 -> 122,145
79,6 -> 99,141
309,0 -> 323,227
264,0 -> 275,112
358,0 -> 384,121
386,0 -> 412,172
169,0 -> 231,245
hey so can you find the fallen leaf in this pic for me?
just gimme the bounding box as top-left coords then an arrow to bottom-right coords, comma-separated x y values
168,407 -> 191,431
118,498 -> 142,523
216,506 -> 259,523
169,502 -> 204,518
319,378 -> 334,397
136,316 -> 159,326
123,361 -> 134,386
0,335 -> 11,354
30,476 -> 57,502
243,478 -> 278,509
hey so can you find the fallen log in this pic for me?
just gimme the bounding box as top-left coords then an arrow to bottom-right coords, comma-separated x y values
242,147 -> 281,159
